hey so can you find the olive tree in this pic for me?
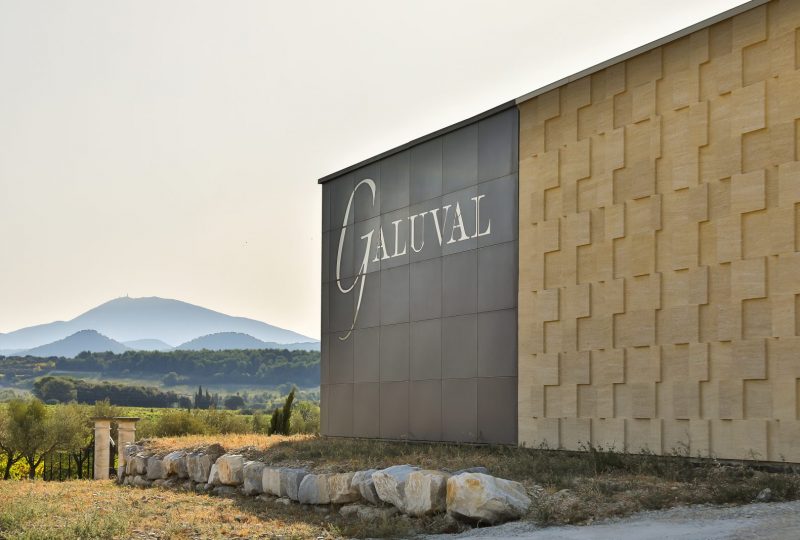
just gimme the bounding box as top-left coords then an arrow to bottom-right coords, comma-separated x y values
6,398 -> 88,479
0,405 -> 22,479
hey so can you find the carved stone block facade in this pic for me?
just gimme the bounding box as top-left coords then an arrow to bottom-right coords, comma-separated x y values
517,0 -> 800,461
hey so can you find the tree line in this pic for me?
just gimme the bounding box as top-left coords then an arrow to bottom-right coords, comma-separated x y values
1,348 -> 320,387
33,377 -> 182,408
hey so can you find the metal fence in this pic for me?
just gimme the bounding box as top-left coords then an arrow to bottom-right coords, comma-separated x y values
41,439 -> 115,480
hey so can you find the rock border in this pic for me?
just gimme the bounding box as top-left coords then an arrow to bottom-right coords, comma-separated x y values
119,445 -> 533,524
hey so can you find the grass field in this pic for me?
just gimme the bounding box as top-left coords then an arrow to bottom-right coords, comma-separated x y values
0,480 -> 402,540
3,436 -> 800,539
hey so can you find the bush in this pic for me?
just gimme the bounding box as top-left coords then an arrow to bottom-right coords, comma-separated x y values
290,401 -> 320,434
252,413 -> 270,434
136,408 -> 252,438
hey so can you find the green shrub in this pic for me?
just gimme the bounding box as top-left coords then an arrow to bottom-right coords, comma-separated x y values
290,401 -> 320,434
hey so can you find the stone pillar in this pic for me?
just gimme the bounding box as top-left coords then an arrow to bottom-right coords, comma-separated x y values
115,417 -> 140,479
92,417 -> 112,480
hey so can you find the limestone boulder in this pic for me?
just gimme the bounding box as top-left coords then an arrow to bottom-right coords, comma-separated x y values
130,454 -> 148,476
298,474 -> 330,505
446,473 -> 531,524
262,467 -> 281,496
205,463 -> 221,488
146,456 -> 167,480
162,451 -> 188,478
243,461 -> 266,495
372,465 -> 419,512
351,469 -> 380,505
216,454 -> 245,486
404,470 -> 450,516
328,472 -> 360,504
186,453 -> 216,483
281,468 -> 308,501
123,445 -> 143,475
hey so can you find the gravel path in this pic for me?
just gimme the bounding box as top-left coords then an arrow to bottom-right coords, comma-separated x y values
428,500 -> 800,539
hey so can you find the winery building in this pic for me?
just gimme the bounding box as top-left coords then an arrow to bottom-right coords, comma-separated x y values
319,0 -> 800,462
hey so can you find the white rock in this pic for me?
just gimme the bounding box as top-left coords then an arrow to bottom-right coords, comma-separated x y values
162,451 -> 187,478
281,468 -> 308,501
186,453 -> 216,483
243,461 -> 266,495
262,467 -> 281,496
404,470 -> 451,516
275,497 -> 292,506
131,454 -> 148,476
146,456 -> 167,480
446,473 -> 531,524
298,474 -> 330,504
351,469 -> 381,505
123,445 -> 143,475
328,472 -> 360,504
216,454 -> 245,486
372,465 -> 419,512
207,463 -> 220,486
263,467 -> 309,499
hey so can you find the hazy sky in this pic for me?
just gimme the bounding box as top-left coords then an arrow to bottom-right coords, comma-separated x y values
0,0 -> 747,339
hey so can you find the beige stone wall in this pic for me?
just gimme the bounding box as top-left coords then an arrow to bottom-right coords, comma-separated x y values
517,0 -> 800,461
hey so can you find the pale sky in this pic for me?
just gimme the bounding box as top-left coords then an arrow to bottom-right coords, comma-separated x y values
0,0 -> 748,339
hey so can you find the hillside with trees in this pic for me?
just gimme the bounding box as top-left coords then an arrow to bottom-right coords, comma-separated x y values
0,348 -> 320,389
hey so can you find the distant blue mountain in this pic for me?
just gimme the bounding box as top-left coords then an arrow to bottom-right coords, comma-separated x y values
123,339 -> 174,352
24,330 -> 128,358
0,296 -> 317,350
176,332 -> 319,352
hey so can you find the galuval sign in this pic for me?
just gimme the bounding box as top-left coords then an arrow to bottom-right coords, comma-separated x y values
336,177 -> 492,340
320,107 -> 519,444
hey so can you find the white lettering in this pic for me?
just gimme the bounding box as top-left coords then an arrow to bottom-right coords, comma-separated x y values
336,178 -> 376,341
372,226 -> 390,262
447,202 -> 470,244
335,180 -> 493,341
391,219 -> 407,257
409,212 -> 426,253
430,205 -> 451,246
471,194 -> 491,238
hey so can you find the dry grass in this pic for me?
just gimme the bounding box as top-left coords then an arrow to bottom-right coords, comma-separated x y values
0,479 -> 434,539
7,437 -> 800,538
143,433 -> 312,455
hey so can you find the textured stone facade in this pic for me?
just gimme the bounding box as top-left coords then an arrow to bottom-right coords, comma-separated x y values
517,0 -> 800,461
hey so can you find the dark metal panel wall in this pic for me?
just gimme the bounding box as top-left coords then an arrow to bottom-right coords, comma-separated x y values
321,108 -> 519,444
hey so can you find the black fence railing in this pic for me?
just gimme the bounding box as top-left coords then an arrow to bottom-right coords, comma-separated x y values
41,439 -> 115,481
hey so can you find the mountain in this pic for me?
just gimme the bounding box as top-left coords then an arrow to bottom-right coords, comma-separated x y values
0,296 -> 316,350
24,330 -> 128,358
123,339 -> 175,351
177,332 -> 269,350
177,332 -> 320,352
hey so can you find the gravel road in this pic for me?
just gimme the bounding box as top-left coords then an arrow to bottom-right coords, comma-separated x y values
428,500 -> 800,539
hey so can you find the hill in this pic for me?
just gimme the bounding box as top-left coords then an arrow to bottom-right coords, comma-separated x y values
176,332 -> 320,351
177,332 -> 269,350
24,330 -> 128,358
0,296 -> 316,350
123,339 -> 175,351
